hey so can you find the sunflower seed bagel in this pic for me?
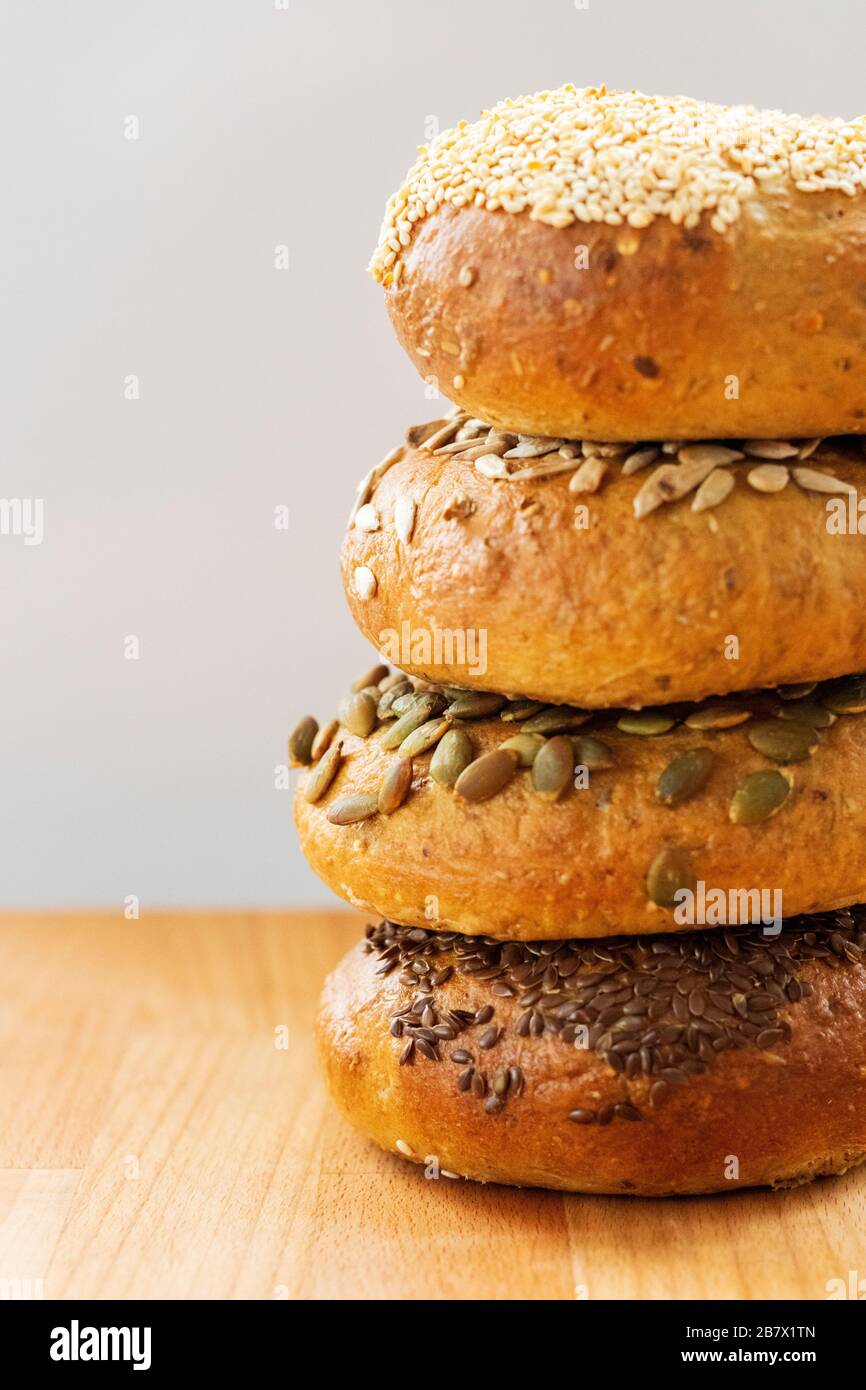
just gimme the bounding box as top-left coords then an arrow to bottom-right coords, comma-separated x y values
343,424 -> 866,709
293,667 -> 866,939
319,913 -> 866,1195
373,86 -> 866,441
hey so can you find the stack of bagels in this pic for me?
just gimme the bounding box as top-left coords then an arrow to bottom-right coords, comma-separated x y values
292,86 -> 866,1195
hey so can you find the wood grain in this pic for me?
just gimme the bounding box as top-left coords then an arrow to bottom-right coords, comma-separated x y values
0,910 -> 862,1300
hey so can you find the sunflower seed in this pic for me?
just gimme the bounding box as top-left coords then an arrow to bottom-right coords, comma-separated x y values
742,440 -> 798,460
498,733 -> 544,768
617,711 -> 675,736
399,718 -> 448,757
288,715 -> 318,765
421,418 -> 464,452
747,463 -> 789,493
353,566 -> 377,599
568,1109 -> 596,1124
303,740 -> 343,803
530,735 -> 575,800
621,445 -> 660,476
729,769 -> 791,824
475,454 -> 511,479
454,749 -> 519,802
354,503 -> 380,531
656,747 -> 713,806
339,691 -> 378,738
504,439 -> 565,459
394,496 -> 417,543
678,444 -> 744,467
646,848 -> 696,907
326,793 -> 379,825
685,704 -> 752,730
572,734 -> 615,770
820,676 -> 866,715
792,467 -> 855,494
378,758 -> 413,814
797,438 -> 822,460
310,718 -> 339,760
429,728 -> 474,786
568,457 -> 608,493
445,692 -> 506,719
747,720 -> 818,763
521,706 -> 590,735
633,464 -> 680,517
381,694 -> 445,749
691,468 -> 735,512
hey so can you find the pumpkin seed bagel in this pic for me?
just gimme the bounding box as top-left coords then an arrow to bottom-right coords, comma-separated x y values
343,421 -> 866,710
318,912 -> 866,1195
292,665 -> 866,940
372,86 -> 866,442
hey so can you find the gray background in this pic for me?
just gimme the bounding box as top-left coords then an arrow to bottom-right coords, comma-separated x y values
1,0 -> 861,907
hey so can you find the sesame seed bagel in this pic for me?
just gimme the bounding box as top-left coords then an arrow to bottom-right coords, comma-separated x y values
318,915 -> 866,1195
293,667 -> 866,939
343,422 -> 866,710
372,86 -> 866,441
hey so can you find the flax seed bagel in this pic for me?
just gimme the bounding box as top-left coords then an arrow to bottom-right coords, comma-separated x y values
293,666 -> 866,940
370,86 -> 866,442
318,913 -> 866,1195
343,423 -> 866,711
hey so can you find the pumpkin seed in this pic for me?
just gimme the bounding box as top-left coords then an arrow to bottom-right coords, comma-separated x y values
288,715 -> 318,765
521,706 -> 590,735
777,682 -> 817,700
377,682 -> 413,718
399,718 -> 448,756
310,718 -> 339,760
531,736 -> 575,800
773,701 -> 836,729
430,728 -> 474,786
729,770 -> 791,825
685,705 -> 752,730
747,719 -> 818,763
500,733 -> 545,767
445,692 -> 506,719
352,663 -> 390,692
454,749 -> 519,802
656,747 -> 714,806
572,734 -> 615,770
390,692 -> 417,716
820,676 -> 866,715
381,694 -> 445,749
378,757 -> 414,814
304,740 -> 343,803
646,848 -> 696,907
499,700 -> 545,722
326,793 -> 379,825
339,690 -> 377,738
617,711 -> 675,736
378,671 -> 408,694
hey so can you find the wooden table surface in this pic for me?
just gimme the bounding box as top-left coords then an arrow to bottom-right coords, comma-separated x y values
0,909 -> 863,1301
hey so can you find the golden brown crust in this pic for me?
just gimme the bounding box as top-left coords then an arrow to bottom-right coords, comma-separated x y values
342,431 -> 866,710
318,921 -> 866,1195
385,197 -> 866,441
295,689 -> 866,939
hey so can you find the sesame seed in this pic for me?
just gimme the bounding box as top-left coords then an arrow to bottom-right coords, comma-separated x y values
370,85 -> 866,284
